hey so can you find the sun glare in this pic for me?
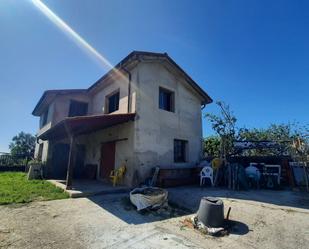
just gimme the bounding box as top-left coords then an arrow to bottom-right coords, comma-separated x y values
31,0 -> 114,71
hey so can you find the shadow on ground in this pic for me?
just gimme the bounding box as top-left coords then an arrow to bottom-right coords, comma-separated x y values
85,185 -> 309,227
88,193 -> 251,237
227,220 -> 250,235
88,193 -> 192,225
167,186 -> 309,212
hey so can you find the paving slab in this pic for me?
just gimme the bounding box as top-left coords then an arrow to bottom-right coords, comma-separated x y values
48,179 -> 129,198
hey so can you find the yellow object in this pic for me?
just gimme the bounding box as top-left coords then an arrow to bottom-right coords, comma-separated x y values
211,158 -> 223,170
110,165 -> 126,187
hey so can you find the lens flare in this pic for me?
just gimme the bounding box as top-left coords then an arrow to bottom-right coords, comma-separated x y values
31,0 -> 113,70
31,0 -> 151,103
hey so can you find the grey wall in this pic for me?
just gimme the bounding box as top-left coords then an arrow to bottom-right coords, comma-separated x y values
34,59 -> 206,186
132,61 -> 203,180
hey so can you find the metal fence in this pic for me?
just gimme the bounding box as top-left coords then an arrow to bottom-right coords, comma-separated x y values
0,152 -> 29,172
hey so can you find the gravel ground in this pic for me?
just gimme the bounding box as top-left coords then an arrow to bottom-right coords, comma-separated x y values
0,189 -> 308,249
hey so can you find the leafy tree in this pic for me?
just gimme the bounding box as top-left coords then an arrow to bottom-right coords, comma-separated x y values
205,101 -> 237,157
9,132 -> 36,159
239,124 -> 295,141
204,100 -> 309,157
237,123 -> 309,156
203,136 -> 221,157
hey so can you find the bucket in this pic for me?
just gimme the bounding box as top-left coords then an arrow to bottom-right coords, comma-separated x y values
197,197 -> 224,227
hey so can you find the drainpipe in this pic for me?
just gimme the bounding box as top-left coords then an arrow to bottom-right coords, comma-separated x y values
121,66 -> 131,113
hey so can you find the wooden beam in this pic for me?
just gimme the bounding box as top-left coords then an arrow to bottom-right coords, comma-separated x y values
101,138 -> 128,144
66,135 -> 76,190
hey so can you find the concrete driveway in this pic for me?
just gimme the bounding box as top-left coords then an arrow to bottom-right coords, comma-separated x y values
0,188 -> 308,249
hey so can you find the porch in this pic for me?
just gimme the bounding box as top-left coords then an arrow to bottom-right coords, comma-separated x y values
38,113 -> 136,190
48,179 -> 130,198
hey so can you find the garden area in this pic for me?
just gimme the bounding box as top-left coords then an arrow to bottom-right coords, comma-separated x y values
0,172 -> 68,205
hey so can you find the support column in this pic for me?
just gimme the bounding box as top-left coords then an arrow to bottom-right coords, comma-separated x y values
66,135 -> 76,190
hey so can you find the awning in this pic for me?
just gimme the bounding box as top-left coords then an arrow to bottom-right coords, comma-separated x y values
38,113 -> 136,141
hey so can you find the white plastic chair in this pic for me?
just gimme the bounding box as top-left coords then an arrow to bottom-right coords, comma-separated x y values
200,166 -> 214,187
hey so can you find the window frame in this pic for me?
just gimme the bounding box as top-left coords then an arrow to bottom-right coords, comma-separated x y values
68,100 -> 88,117
105,90 -> 120,114
40,108 -> 49,128
37,143 -> 44,161
159,87 -> 175,112
174,139 -> 188,163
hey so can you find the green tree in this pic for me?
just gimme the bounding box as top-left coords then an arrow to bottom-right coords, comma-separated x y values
205,100 -> 309,157
203,136 -> 221,157
205,101 -> 237,157
237,123 -> 309,156
9,132 -> 36,159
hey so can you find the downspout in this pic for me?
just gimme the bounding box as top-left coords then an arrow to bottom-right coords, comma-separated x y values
121,66 -> 132,113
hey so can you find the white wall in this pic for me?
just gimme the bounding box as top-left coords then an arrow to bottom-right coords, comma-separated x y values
77,122 -> 136,186
35,102 -> 54,162
133,61 -> 203,179
34,59 -> 205,186
35,93 -> 89,162
90,75 -> 130,115
52,93 -> 90,124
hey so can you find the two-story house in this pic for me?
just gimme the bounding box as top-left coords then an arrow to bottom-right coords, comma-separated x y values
32,51 -> 212,189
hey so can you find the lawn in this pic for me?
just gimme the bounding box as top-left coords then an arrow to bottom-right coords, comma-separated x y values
0,172 -> 69,205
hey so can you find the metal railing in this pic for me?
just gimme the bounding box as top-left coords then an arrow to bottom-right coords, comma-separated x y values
0,152 -> 30,172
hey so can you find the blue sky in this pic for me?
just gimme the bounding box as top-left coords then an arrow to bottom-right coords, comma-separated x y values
0,0 -> 308,152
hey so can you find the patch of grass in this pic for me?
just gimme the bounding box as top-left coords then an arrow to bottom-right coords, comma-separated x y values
0,172 -> 69,205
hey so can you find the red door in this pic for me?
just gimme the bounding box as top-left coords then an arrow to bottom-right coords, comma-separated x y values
100,142 -> 116,179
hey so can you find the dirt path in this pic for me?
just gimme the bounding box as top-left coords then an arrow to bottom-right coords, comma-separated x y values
0,192 -> 308,249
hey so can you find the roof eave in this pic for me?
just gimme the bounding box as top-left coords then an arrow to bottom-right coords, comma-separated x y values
88,51 -> 213,105
32,91 -> 49,116
38,113 -> 136,141
32,89 -> 87,116
33,51 -> 213,116
87,51 -> 137,92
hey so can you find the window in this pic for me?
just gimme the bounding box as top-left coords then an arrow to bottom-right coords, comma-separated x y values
37,143 -> 43,161
106,91 -> 120,114
159,87 -> 174,112
68,100 -> 88,117
174,139 -> 187,163
40,108 -> 49,128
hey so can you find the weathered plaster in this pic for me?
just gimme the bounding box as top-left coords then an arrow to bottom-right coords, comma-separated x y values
34,58 -> 206,187
132,61 -> 203,179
